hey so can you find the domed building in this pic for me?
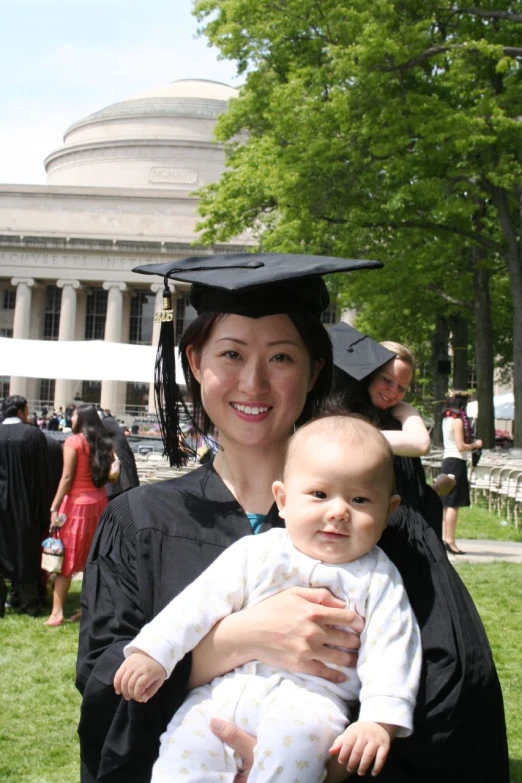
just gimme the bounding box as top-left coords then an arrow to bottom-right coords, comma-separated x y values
0,79 -> 247,415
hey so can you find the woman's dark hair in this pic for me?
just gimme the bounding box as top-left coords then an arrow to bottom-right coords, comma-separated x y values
179,311 -> 333,439
442,394 -> 469,415
73,404 -> 113,487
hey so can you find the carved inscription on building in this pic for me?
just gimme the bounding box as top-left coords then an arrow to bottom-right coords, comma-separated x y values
149,167 -> 198,185
0,252 -> 155,273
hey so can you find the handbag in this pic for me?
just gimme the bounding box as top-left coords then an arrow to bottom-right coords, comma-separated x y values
108,453 -> 121,482
41,530 -> 64,574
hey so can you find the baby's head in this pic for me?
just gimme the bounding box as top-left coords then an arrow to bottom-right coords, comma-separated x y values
272,414 -> 401,564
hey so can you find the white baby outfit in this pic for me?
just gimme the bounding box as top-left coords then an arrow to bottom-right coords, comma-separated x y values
125,528 -> 421,783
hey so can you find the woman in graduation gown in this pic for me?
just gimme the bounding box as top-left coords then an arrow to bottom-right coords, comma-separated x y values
330,328 -> 443,536
76,256 -> 509,783
76,253 -> 372,783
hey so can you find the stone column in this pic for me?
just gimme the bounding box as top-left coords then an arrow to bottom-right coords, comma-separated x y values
100,282 -> 127,415
9,278 -> 35,397
54,280 -> 81,409
148,283 -> 176,413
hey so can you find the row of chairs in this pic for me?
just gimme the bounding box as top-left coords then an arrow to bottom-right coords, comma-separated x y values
135,453 -> 200,485
469,463 -> 522,528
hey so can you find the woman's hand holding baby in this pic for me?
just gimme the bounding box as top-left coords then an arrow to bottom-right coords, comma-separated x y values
114,652 -> 167,703
189,585 -> 364,690
239,586 -> 364,682
329,721 -> 396,778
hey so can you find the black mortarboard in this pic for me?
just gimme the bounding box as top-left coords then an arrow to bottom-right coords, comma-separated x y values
329,323 -> 395,393
133,253 -> 383,466
134,252 -> 382,318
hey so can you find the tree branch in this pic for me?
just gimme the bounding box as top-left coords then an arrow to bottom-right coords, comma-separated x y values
320,215 -> 504,253
427,284 -> 473,309
374,44 -> 522,72
452,7 -> 522,23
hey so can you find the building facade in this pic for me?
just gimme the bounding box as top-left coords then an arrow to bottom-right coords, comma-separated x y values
0,79 -> 248,415
0,78 -> 341,417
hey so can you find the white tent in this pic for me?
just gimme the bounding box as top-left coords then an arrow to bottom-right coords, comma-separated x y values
466,393 -> 514,420
0,337 -> 184,384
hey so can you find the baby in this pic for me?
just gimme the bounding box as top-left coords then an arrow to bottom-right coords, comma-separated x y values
114,414 -> 421,782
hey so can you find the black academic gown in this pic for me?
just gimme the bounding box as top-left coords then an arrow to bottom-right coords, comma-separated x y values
77,464 -> 509,783
101,417 -> 139,499
77,462 -> 283,783
43,432 -> 64,501
393,454 -> 443,538
0,422 -> 50,583
371,504 -> 509,783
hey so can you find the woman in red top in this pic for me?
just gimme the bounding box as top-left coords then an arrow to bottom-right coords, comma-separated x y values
45,404 -> 113,626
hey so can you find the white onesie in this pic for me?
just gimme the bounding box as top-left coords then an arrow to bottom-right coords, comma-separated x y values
125,528 -> 421,783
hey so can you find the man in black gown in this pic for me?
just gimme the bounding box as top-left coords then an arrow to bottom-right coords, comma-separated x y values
0,395 -> 50,616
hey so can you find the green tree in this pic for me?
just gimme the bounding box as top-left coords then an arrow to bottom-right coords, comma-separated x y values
195,0 -> 522,443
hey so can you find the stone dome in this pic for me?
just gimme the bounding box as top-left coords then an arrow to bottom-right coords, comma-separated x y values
44,79 -> 238,189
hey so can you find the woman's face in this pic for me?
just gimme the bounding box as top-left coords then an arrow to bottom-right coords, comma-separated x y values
186,314 -> 322,450
367,358 -> 413,410
72,410 -> 78,430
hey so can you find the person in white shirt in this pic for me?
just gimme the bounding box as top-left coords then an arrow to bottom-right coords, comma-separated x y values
114,414 -> 421,782
440,392 -> 482,555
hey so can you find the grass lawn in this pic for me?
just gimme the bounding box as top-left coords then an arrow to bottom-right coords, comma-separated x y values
454,562 -> 522,783
1,560 -> 521,781
0,581 -> 82,783
457,504 -> 522,543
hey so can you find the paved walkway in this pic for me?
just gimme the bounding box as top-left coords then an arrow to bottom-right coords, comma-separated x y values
448,539 -> 522,564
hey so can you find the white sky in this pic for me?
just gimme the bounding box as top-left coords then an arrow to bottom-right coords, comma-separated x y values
0,0 -> 240,185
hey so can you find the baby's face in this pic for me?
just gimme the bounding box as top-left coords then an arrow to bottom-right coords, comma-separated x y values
273,435 -> 400,564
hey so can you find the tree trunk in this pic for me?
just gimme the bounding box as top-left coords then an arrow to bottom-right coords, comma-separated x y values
472,254 -> 495,447
432,315 -> 450,446
450,315 -> 469,391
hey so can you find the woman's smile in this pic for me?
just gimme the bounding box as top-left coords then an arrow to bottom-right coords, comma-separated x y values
230,402 -> 273,419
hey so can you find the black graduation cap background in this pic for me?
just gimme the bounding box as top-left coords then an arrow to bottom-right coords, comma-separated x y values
329,322 -> 395,395
132,252 -> 384,466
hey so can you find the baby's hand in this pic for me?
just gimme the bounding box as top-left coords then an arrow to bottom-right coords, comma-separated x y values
329,721 -> 395,777
113,651 -> 166,703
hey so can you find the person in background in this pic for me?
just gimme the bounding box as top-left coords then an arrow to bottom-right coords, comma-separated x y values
330,327 -> 442,535
0,395 -> 50,617
100,413 -> 139,500
45,404 -> 112,627
440,391 -> 483,555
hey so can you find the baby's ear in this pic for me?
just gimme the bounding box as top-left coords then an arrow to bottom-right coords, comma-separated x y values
272,481 -> 287,517
387,494 -> 401,518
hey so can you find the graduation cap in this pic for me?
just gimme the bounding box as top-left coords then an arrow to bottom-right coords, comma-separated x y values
328,322 -> 395,394
134,252 -> 382,319
133,252 -> 383,466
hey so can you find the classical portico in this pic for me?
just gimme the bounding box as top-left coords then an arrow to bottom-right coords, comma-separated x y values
0,78 -> 247,416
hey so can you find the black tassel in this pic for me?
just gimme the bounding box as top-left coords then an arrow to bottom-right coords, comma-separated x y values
153,279 -> 195,467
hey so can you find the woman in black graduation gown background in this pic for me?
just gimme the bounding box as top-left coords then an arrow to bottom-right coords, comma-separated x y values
330,328 -> 443,535
76,255 -> 509,783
